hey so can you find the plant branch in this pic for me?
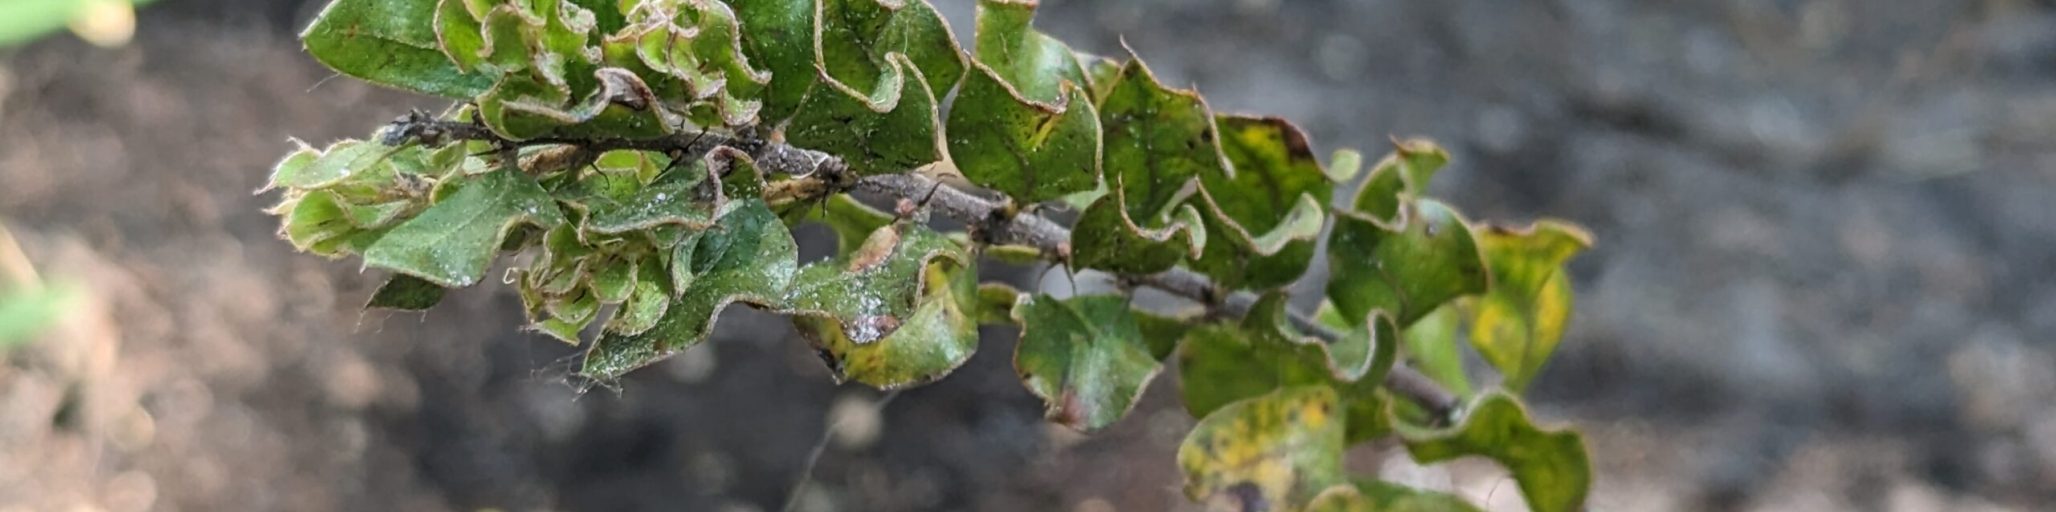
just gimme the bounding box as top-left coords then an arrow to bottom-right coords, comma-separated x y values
389,117 -> 1461,420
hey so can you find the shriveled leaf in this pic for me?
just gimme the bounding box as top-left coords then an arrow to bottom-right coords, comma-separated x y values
785,223 -> 979,389
302,0 -> 495,98
1307,480 -> 1484,512
785,53 -> 947,175
1397,392 -> 1591,512
1012,294 -> 1161,431
580,199 -> 798,379
588,255 -> 637,304
1326,199 -> 1487,327
366,274 -> 447,311
1470,220 -> 1591,391
605,260 -> 671,337
363,170 -> 564,287
1178,386 -> 1346,511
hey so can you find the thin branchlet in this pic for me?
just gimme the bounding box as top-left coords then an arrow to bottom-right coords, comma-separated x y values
381,116 -> 1463,420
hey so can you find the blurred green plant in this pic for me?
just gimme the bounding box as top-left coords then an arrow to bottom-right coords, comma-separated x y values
268,1 -> 1598,509
0,0 -> 147,48
0,224 -> 75,350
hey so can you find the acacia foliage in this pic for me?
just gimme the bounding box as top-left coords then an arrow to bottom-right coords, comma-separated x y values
267,0 -> 1596,509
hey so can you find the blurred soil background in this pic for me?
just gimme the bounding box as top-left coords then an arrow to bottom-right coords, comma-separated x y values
2,0 -> 2054,510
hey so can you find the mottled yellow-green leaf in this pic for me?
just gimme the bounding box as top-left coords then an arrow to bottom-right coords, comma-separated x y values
1178,386 -> 1346,511
1469,220 -> 1591,391
1012,294 -> 1161,431
785,223 -> 979,389
1326,199 -> 1488,328
1181,293 -> 1398,443
1396,391 -> 1591,512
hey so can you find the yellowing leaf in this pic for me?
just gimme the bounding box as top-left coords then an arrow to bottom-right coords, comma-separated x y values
1179,386 -> 1346,511
785,223 -> 980,389
1469,220 -> 1591,391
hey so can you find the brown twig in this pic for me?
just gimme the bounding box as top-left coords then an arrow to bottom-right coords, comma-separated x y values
387,118 -> 1463,420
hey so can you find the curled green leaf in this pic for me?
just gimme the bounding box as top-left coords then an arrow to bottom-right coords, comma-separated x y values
1396,391 -> 1591,512
1012,294 -> 1161,431
1326,199 -> 1488,328
1187,115 -> 1332,290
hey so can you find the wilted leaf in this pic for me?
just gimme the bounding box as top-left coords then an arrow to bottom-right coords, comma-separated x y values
363,169 -> 565,287
1396,391 -> 1591,512
1012,294 -> 1161,431
302,0 -> 495,98
1178,386 -> 1346,511
1326,199 -> 1487,328
786,223 -> 979,389
1469,220 -> 1591,391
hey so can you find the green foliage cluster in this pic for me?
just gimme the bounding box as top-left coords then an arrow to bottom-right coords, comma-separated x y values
269,0 -> 1597,509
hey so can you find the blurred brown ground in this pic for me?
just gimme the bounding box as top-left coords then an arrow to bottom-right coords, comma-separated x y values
1,0 -> 2053,510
